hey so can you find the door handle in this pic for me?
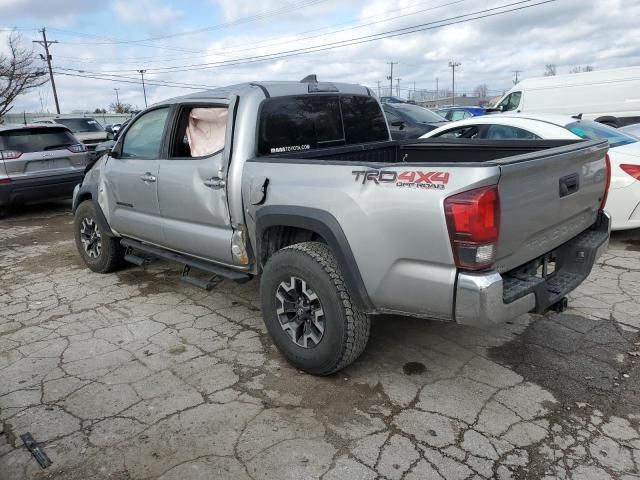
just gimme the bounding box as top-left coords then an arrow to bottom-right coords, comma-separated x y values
204,177 -> 225,189
140,173 -> 156,183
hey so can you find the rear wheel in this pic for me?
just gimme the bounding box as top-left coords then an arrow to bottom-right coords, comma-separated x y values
260,242 -> 370,375
74,200 -> 125,273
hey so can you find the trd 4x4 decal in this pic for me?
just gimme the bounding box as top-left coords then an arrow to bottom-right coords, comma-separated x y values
352,170 -> 450,190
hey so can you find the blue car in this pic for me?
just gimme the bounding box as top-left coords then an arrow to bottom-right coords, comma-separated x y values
434,106 -> 486,121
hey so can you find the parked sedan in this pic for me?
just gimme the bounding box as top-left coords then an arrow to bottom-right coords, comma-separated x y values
422,114 -> 640,230
0,124 -> 89,216
383,103 -> 448,140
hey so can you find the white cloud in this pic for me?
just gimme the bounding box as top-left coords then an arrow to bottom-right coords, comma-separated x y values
4,0 -> 640,113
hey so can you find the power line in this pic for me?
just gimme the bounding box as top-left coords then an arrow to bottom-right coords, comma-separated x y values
52,71 -> 211,90
101,0 -> 555,74
53,67 -> 218,89
51,0 -> 467,67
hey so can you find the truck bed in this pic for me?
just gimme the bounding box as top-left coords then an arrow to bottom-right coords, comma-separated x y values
262,138 -> 584,165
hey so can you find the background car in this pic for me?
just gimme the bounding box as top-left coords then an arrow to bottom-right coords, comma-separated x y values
621,123 -> 640,138
380,96 -> 406,104
34,116 -> 112,158
383,103 -> 448,140
422,113 -> 640,230
0,124 -> 89,216
435,106 -> 486,121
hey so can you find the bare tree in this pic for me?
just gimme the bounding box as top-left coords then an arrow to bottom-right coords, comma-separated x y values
569,65 -> 594,74
474,84 -> 489,99
543,64 -> 557,77
0,32 -> 48,120
109,101 -> 133,114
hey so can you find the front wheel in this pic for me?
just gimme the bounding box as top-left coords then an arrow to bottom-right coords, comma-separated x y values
74,200 -> 125,273
260,242 -> 370,375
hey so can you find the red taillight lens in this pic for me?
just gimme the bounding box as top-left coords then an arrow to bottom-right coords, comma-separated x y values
0,178 -> 11,185
620,163 -> 640,181
0,150 -> 22,160
600,154 -> 612,210
67,144 -> 87,153
444,185 -> 500,270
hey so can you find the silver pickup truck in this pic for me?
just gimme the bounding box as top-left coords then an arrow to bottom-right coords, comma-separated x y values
72,79 -> 611,375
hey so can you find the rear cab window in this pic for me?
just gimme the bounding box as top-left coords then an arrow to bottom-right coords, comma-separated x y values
0,127 -> 79,154
257,95 -> 388,155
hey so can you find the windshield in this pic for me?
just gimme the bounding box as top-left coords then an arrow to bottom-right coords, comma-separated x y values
566,120 -> 637,148
55,118 -> 104,133
392,104 -> 447,123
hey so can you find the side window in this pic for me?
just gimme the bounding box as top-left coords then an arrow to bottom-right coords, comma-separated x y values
448,110 -> 468,122
170,107 -> 228,158
121,107 -> 170,158
497,92 -> 522,112
434,126 -> 479,139
485,124 -> 540,139
384,108 -> 403,124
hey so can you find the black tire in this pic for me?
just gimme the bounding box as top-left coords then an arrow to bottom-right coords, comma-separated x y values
260,241 -> 370,375
0,207 -> 7,219
74,200 -> 125,273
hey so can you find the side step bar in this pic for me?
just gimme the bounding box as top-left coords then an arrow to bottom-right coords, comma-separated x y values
120,238 -> 251,286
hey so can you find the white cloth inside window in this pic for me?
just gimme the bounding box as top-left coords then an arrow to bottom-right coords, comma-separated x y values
186,107 -> 227,157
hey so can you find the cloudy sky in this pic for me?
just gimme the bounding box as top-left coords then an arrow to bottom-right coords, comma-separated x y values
1,0 -> 639,113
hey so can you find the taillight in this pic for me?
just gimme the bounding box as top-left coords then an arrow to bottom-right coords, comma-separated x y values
600,154 -> 612,210
0,150 -> 22,160
444,185 -> 500,271
620,163 -> 640,180
67,144 -> 87,153
0,178 -> 11,185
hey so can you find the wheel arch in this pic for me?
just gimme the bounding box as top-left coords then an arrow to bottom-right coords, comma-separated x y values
73,183 -> 115,237
255,206 -> 374,312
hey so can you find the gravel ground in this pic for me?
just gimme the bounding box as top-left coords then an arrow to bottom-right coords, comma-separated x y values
1,201 -> 639,480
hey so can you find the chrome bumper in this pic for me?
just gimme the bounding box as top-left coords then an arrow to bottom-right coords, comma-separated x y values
454,212 -> 611,327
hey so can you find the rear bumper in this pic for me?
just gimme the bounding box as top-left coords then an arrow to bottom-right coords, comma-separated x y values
0,172 -> 85,207
454,211 -> 611,327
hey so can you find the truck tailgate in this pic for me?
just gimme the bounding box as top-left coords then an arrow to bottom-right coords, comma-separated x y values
494,139 -> 609,273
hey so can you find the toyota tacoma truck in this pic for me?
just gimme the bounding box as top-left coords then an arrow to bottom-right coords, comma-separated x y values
72,78 -> 611,375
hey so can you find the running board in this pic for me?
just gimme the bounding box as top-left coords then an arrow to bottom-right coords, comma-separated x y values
120,238 -> 251,284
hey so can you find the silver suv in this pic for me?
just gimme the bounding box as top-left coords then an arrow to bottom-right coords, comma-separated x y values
0,124 -> 89,216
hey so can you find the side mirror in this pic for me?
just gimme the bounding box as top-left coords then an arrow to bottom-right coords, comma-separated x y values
391,120 -> 405,129
105,126 -> 114,134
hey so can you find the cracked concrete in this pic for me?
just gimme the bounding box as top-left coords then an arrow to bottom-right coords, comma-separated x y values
1,202 -> 640,479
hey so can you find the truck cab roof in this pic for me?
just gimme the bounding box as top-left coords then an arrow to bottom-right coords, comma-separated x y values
161,81 -> 373,105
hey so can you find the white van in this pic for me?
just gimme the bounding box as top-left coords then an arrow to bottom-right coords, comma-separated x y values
492,66 -> 640,127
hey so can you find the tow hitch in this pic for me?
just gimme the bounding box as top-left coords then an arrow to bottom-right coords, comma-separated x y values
549,297 -> 569,313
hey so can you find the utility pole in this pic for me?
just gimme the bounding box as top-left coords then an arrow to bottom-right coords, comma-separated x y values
386,61 -> 397,97
138,70 -> 148,108
448,61 -> 461,105
512,70 -> 522,85
376,80 -> 381,98
395,78 -> 401,97
413,81 -> 416,101
33,28 -> 60,114
114,88 -> 120,105
435,77 -> 439,106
